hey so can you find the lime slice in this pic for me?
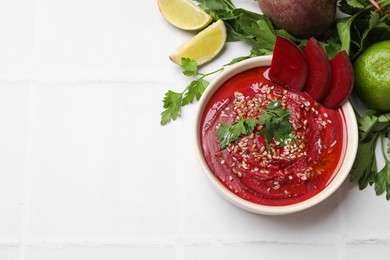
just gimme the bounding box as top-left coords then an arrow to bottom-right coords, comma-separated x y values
158,0 -> 212,30
169,20 -> 227,66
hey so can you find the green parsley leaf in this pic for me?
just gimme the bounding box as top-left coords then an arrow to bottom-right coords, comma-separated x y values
375,131 -> 390,200
161,78 -> 210,125
374,160 -> 390,197
182,79 -> 209,106
321,37 -> 342,59
350,132 -> 379,189
217,118 -> 257,149
161,91 -> 183,126
258,101 -> 295,147
216,101 -> 295,150
181,58 -> 198,76
350,110 -> 390,199
388,139 -> 390,154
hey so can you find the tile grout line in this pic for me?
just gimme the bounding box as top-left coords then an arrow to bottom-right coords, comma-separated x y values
18,0 -> 42,258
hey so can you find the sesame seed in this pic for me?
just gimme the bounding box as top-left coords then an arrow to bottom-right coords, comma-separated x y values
214,151 -> 222,157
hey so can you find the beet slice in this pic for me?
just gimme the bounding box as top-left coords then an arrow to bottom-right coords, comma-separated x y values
269,36 -> 308,91
321,51 -> 354,108
303,37 -> 332,101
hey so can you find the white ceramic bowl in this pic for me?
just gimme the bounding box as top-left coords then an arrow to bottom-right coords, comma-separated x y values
193,56 -> 358,215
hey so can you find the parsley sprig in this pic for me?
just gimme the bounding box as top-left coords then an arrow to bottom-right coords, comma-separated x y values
217,118 -> 257,149
350,110 -> 390,200
217,101 -> 295,150
258,102 -> 295,147
161,58 -> 223,125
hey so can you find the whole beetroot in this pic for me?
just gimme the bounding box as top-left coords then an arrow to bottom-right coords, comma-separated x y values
258,0 -> 337,38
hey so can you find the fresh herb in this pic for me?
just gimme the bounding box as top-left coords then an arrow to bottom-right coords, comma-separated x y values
216,101 -> 295,150
217,118 -> 257,149
181,57 -> 198,76
374,135 -> 390,200
161,58 -> 223,125
258,101 -> 295,147
337,0 -> 390,60
161,78 -> 209,126
350,110 -> 390,200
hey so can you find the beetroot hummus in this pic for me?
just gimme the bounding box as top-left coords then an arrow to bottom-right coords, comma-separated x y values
200,67 -> 346,206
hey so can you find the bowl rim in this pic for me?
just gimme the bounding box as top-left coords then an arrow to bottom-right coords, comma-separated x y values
193,55 -> 359,215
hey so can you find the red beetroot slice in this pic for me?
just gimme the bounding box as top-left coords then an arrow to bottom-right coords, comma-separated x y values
303,37 -> 332,101
269,36 -> 308,91
321,51 -> 354,108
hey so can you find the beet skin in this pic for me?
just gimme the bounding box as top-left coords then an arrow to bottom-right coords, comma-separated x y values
258,0 -> 337,38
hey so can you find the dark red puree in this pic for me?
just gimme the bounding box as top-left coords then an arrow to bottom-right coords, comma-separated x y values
200,67 -> 346,206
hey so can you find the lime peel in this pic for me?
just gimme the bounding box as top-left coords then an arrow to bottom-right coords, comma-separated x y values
354,40 -> 390,111
157,0 -> 212,30
169,20 -> 227,66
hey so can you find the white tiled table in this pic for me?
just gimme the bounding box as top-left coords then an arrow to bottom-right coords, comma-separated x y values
0,0 -> 389,259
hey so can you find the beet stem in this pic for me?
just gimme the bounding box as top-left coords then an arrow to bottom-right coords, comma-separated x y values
369,0 -> 383,12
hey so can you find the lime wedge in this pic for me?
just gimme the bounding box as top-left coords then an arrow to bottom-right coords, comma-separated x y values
158,0 -> 212,30
169,20 -> 227,66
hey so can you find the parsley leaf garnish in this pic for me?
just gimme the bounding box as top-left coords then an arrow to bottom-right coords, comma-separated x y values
216,101 -> 295,150
258,101 -> 295,147
217,118 -> 257,149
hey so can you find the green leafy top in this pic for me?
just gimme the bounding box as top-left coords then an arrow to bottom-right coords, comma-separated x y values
350,110 -> 390,200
